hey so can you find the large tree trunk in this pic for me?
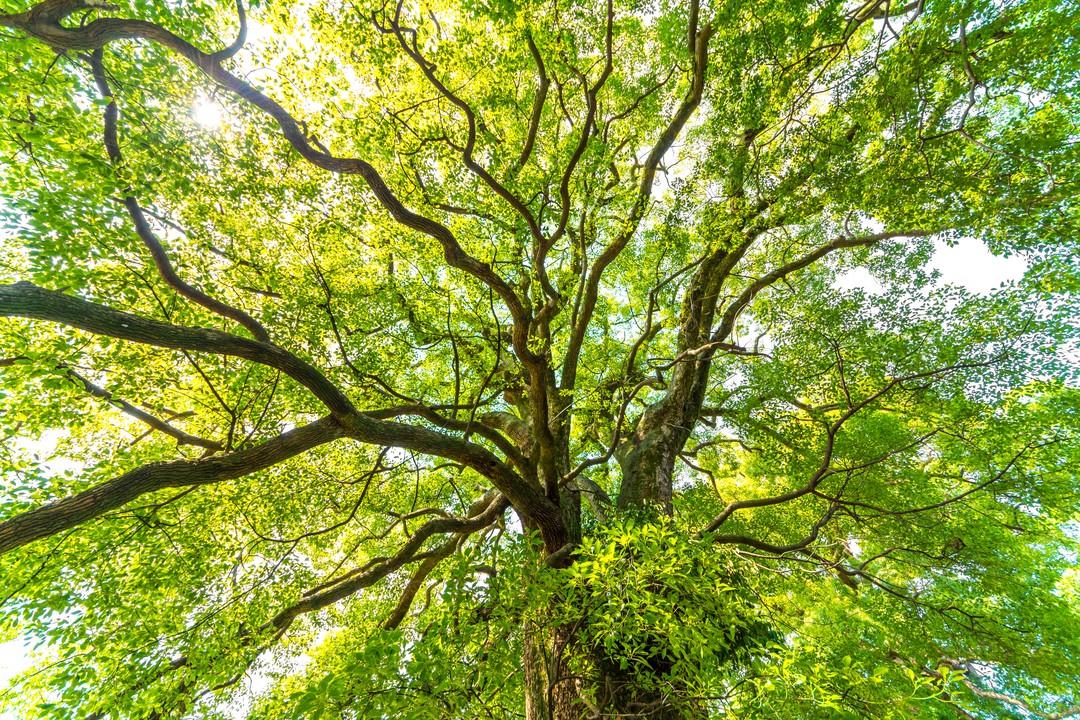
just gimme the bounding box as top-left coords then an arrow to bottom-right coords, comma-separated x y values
522,474 -> 585,720
523,618 -> 584,720
524,620 -> 549,720
534,357 -> 717,718
605,359 -> 716,718
550,624 -> 583,720
615,420 -> 679,514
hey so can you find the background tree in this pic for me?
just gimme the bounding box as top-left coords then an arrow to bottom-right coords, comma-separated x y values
0,0 -> 1078,717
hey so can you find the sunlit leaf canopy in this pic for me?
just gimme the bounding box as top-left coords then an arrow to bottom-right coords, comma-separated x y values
0,0 -> 1078,717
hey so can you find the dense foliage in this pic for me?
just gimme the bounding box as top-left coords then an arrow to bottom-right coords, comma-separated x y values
0,0 -> 1078,717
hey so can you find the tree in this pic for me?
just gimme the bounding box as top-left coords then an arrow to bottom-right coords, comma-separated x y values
0,0 -> 1078,716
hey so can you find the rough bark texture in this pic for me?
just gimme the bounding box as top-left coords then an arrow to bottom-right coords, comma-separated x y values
523,620 -> 549,720
551,624 -> 584,720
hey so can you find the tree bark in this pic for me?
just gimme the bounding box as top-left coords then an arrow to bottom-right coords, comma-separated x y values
550,624 -> 583,720
523,620 -> 549,720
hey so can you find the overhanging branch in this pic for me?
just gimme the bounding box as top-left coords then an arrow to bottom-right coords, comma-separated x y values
0,416 -> 341,555
0,281 -> 355,416
0,282 -> 566,547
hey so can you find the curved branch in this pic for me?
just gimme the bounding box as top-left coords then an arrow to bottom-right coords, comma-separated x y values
208,0 -> 246,62
267,493 -> 508,627
562,22 -> 714,391
382,536 -> 457,630
89,49 -> 270,343
373,3 -> 545,256
710,503 -> 839,554
337,412 -> 560,545
712,229 -> 932,344
0,281 -> 355,416
937,659 -> 1080,720
0,416 -> 341,555
366,404 -> 533,479
518,31 -> 549,169
545,0 -> 614,250
0,0 -> 539,366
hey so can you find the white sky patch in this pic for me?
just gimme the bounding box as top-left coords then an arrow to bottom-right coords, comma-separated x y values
928,236 -> 1027,294
0,639 -> 39,719
193,96 -> 224,130
835,235 -> 1027,295
833,265 -> 885,295
9,429 -> 82,478
846,537 -> 862,557
244,19 -> 270,45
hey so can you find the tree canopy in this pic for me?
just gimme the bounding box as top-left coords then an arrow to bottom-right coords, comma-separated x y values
0,0 -> 1078,717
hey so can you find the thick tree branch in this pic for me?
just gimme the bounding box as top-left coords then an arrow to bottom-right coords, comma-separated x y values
337,412 -> 561,545
381,536 -> 458,630
263,493 -> 508,634
0,282 -> 566,547
208,0 -> 246,62
710,503 -> 839,554
517,31 -> 549,169
366,404 -> 534,480
0,416 -> 341,555
0,281 -> 355,416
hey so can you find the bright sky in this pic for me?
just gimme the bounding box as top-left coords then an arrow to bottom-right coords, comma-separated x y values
928,236 -> 1028,292
0,644 -> 31,718
835,235 -> 1027,295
